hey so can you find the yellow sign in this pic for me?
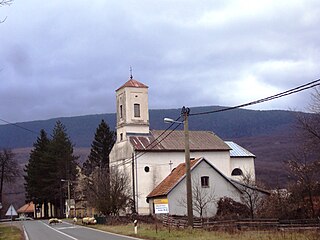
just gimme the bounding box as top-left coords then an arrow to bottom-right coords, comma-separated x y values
154,198 -> 168,204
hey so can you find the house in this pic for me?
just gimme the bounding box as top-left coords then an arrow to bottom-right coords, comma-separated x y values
109,78 -> 256,215
147,157 -> 267,217
17,202 -> 35,218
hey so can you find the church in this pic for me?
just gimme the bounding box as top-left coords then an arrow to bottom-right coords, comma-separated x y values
109,77 -> 256,215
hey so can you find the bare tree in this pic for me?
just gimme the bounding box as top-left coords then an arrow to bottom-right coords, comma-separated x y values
285,150 -> 320,218
237,172 -> 268,219
0,149 -> 20,204
82,166 -> 131,216
296,87 -> 320,153
0,0 -> 13,23
288,87 -> 320,218
0,0 -> 13,5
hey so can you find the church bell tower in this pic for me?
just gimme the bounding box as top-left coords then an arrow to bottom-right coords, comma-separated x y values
115,77 -> 149,142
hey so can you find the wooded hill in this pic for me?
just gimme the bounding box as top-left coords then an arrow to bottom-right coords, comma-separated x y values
1,106 -> 307,189
0,106 -> 299,148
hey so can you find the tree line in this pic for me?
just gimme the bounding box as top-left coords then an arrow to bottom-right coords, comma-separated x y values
23,119 -> 130,218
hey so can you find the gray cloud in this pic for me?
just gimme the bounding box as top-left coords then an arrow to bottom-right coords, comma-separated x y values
0,0 -> 319,124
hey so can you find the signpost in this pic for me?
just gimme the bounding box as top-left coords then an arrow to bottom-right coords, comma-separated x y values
154,199 -> 169,233
5,204 -> 18,224
154,198 -> 169,214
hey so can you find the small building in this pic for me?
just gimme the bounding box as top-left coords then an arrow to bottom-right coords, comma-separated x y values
17,202 -> 35,218
147,157 -> 267,217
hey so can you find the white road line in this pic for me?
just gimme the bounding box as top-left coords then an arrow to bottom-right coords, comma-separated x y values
40,221 -> 78,240
57,226 -> 79,230
80,225 -> 142,240
22,224 -> 30,240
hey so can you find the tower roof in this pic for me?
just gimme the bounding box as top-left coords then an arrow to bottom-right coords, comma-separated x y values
116,79 -> 148,91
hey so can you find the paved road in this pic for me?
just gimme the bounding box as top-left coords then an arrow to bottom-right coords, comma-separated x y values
22,220 -> 140,240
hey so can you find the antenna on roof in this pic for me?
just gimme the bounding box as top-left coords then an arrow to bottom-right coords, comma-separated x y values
129,66 -> 133,79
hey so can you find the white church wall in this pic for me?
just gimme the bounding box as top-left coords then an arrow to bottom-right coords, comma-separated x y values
230,157 -> 256,181
135,151 -> 231,214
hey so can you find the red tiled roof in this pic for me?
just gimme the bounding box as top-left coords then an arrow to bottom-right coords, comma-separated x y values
116,79 -> 148,91
147,158 -> 201,198
17,202 -> 34,213
129,130 -> 230,151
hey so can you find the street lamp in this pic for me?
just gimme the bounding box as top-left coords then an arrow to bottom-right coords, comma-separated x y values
164,106 -> 193,227
61,179 -> 71,218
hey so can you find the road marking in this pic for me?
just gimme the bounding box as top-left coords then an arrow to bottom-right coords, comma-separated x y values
40,221 -> 78,240
80,225 -> 142,240
22,224 -> 30,240
57,226 -> 79,230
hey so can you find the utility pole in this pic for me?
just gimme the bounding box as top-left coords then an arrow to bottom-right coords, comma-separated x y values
182,106 -> 193,227
132,153 -> 136,214
67,180 -> 71,218
61,179 -> 71,218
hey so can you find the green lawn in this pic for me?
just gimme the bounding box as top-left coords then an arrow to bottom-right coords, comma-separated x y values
87,223 -> 320,240
0,224 -> 23,240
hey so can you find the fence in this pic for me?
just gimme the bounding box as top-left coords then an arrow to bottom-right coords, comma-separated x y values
160,215 -> 320,231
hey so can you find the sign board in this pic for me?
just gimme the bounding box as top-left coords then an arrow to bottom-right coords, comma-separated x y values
5,204 -> 18,216
154,198 -> 169,214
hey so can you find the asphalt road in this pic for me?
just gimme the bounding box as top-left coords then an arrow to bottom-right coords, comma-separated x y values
22,220 -> 140,240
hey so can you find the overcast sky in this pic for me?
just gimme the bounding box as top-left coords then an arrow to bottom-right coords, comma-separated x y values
0,0 -> 319,124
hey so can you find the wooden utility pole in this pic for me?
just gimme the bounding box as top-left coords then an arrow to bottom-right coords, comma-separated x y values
182,106 -> 193,227
132,153 -> 136,213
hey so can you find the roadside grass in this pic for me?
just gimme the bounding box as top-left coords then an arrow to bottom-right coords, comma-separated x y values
87,223 -> 320,240
0,224 -> 23,240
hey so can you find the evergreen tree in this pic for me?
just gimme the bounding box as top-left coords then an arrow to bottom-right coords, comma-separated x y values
83,119 -> 115,175
0,148 -> 19,209
24,122 -> 78,217
24,129 -> 51,217
47,121 -> 78,216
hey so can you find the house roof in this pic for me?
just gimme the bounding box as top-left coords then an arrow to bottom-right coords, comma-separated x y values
147,158 -> 201,198
116,79 -> 148,91
147,157 -> 241,199
230,179 -> 271,195
225,141 -> 255,158
129,130 -> 230,152
17,202 -> 34,213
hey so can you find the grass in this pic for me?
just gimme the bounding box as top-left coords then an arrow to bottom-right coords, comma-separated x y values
0,224 -> 23,240
84,223 -> 320,240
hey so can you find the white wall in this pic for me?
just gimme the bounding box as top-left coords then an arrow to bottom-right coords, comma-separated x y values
230,157 -> 255,181
167,160 -> 242,217
136,151 -> 231,215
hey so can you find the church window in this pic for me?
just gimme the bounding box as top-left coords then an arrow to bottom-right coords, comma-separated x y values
144,166 -> 150,172
231,168 -> 243,176
134,103 -> 140,117
120,133 -> 123,141
120,105 -> 123,119
201,176 -> 209,188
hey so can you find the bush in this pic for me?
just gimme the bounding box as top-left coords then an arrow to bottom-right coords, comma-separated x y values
216,197 -> 250,219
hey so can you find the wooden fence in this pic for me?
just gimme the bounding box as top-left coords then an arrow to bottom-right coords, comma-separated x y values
160,215 -> 320,231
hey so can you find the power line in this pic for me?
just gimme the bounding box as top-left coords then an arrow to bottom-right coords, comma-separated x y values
190,78 -> 320,116
111,116 -> 182,167
0,118 -> 38,135
112,78 -> 320,168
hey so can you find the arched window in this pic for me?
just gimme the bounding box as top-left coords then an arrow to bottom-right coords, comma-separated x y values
120,105 -> 123,119
231,168 -> 243,176
134,103 -> 140,117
